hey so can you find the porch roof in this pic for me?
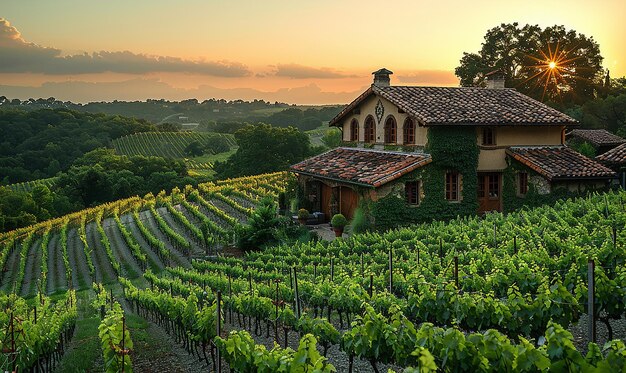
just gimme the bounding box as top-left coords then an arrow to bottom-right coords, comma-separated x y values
290,147 -> 431,188
506,146 -> 615,181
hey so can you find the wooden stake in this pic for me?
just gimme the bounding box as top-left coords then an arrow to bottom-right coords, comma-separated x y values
588,259 -> 596,343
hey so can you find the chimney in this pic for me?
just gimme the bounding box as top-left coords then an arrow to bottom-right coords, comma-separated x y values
485,69 -> 505,89
372,68 -> 393,87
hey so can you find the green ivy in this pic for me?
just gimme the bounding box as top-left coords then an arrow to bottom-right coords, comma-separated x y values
372,127 -> 479,230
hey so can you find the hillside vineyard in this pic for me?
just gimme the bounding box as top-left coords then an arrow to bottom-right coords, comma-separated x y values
1,173 -> 626,371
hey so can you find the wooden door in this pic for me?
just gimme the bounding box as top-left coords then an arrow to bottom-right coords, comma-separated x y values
477,173 -> 501,213
320,183 -> 333,221
339,186 -> 358,220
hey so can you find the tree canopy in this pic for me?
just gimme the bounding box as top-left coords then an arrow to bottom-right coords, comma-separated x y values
455,23 -> 603,105
214,123 -> 313,178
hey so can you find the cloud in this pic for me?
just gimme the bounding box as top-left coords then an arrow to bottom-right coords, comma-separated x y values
396,70 -> 458,85
272,63 -> 357,79
0,18 -> 251,77
0,79 -> 363,105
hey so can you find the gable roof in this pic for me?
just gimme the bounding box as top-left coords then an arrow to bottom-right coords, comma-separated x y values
290,147 -> 431,188
506,146 -> 615,181
596,142 -> 626,165
568,129 -> 625,147
329,85 -> 578,127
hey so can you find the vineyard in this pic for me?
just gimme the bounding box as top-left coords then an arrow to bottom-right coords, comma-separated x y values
5,177 -> 58,193
111,132 -> 236,170
1,172 -> 626,371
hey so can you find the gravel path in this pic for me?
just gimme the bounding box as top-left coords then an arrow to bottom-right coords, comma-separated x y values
66,227 -> 92,290
46,234 -> 67,294
569,313 -> 626,352
21,237 -> 42,297
140,209 -> 190,268
86,221 -> 117,284
104,217 -> 143,279
120,213 -> 165,273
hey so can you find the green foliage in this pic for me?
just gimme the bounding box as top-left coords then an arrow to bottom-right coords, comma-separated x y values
330,213 -> 347,228
455,23 -> 603,105
298,208 -> 310,220
569,140 -> 597,158
215,123 -> 313,179
371,127 -> 479,230
184,140 -> 205,157
321,128 -> 342,149
99,302 -> 133,373
0,108 -> 154,184
350,207 -> 371,234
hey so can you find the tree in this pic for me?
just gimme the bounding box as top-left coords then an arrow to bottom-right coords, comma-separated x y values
321,128 -> 342,149
455,23 -> 603,105
185,141 -> 205,157
214,124 -> 312,178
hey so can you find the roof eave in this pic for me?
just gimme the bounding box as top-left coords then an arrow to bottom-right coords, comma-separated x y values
289,169 -> 375,188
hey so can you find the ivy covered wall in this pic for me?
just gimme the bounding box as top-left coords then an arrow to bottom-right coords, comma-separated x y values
371,127 -> 480,230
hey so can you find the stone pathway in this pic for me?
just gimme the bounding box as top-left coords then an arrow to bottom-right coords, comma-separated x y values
307,224 -> 350,241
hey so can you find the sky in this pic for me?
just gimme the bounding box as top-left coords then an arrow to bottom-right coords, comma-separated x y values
1,0 -> 625,104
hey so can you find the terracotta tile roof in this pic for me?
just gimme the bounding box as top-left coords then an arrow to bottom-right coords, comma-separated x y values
568,129 -> 625,147
596,143 -> 626,165
290,147 -> 431,188
506,146 -> 615,181
329,85 -> 578,127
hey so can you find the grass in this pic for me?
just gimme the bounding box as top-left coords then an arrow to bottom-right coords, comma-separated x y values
56,290 -> 101,373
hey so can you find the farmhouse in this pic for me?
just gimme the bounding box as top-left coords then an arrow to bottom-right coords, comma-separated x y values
290,69 -> 616,223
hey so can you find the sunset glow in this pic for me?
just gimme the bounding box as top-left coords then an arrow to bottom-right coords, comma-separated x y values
1,0 -> 625,103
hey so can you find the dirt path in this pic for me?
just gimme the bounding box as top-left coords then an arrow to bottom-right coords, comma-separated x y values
0,242 -> 21,292
66,228 -> 92,290
46,234 -> 67,294
104,218 -> 142,279
21,237 -> 42,297
195,202 -> 232,230
86,221 -> 117,284
157,206 -> 203,255
119,213 -> 165,273
140,209 -> 190,268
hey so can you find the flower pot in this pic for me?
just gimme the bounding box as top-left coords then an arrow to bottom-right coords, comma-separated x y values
333,227 -> 344,237
298,218 -> 307,226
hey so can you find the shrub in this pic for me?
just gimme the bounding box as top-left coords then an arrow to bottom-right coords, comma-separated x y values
298,208 -> 310,220
350,208 -> 370,233
331,213 -> 347,228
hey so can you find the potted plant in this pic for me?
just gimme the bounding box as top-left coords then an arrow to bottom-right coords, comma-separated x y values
297,208 -> 309,225
331,213 -> 348,237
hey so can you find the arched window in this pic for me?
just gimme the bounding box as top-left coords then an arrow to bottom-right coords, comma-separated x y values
350,119 -> 359,141
364,115 -> 375,143
384,116 -> 397,144
403,118 -> 416,145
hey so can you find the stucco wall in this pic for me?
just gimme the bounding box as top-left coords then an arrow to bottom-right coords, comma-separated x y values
341,94 -> 428,146
477,126 -> 564,171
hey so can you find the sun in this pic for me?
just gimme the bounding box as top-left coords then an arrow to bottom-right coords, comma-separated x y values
522,41 -> 582,101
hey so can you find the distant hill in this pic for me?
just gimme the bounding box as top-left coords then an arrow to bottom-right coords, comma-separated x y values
112,132 -> 236,171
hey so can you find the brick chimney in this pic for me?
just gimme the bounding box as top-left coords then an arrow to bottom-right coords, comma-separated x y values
485,69 -> 505,89
372,68 -> 393,87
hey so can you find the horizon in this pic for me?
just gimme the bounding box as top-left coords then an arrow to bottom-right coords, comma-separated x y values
1,0 -> 625,104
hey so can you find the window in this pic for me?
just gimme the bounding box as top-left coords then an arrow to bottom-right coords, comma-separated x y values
488,174 -> 499,197
384,116 -> 397,144
364,115 -> 376,143
445,172 -> 460,201
478,176 -> 486,198
518,172 -> 528,196
482,127 -> 495,146
403,118 -> 416,145
350,119 -> 359,141
405,181 -> 420,205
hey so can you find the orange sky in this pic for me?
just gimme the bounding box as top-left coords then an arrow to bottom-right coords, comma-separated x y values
1,0 -> 625,104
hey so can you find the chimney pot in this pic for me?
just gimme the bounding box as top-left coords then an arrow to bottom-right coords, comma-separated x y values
485,69 -> 506,89
372,68 -> 393,87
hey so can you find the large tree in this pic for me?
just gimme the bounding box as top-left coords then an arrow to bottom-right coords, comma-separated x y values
455,23 -> 603,105
214,123 -> 312,178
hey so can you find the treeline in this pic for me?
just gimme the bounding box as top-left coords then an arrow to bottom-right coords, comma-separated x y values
0,149 -> 200,233
200,106 -> 342,133
0,109 -> 155,184
566,77 -> 626,137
